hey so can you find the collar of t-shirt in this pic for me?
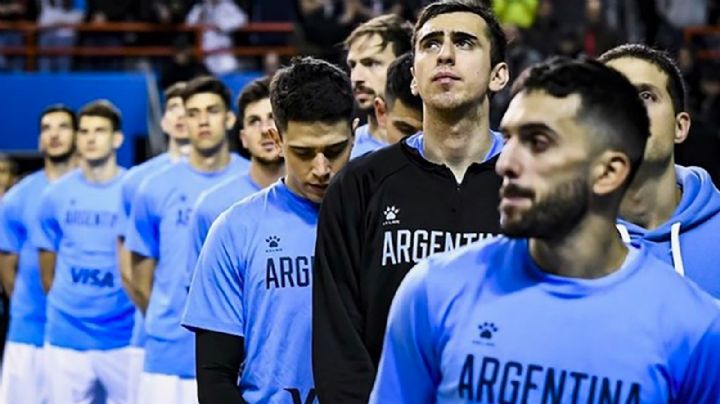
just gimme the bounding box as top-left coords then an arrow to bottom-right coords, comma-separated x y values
276,178 -> 320,219
404,130 -> 504,163
518,238 -> 643,298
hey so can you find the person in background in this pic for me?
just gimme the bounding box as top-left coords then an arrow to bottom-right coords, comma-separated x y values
0,104 -> 76,403
0,153 -> 18,198
373,52 -> 422,144
186,0 -> 248,75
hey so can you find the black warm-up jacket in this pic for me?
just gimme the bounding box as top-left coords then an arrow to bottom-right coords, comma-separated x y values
312,139 -> 503,403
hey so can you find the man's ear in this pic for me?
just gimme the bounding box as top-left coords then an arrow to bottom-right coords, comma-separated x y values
489,62 -> 510,93
674,111 -> 691,144
239,128 -> 248,149
592,150 -> 631,196
113,131 -> 125,150
374,97 -> 388,130
351,117 -> 360,134
160,113 -> 171,135
225,110 -> 237,130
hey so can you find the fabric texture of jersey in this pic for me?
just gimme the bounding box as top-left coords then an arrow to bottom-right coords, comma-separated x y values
617,165 -> 720,298
119,152 -> 174,349
183,180 -> 318,403
34,168 -> 134,350
313,131 -> 504,402
371,238 -> 720,404
125,155 -> 245,377
186,172 -> 260,279
350,123 -> 387,159
0,171 -> 49,346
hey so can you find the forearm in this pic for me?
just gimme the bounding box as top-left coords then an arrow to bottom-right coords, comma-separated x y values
130,253 -> 155,313
118,239 -> 145,308
39,250 -> 57,293
0,252 -> 18,296
195,329 -> 246,404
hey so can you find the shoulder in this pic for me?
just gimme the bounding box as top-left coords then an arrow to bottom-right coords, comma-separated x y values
403,237 -> 511,301
328,143 -> 412,198
136,163 -> 180,196
3,171 -> 45,204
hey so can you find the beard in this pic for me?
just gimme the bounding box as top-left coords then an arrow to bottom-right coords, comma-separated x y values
501,176 -> 590,240
45,147 -> 75,164
253,154 -> 284,166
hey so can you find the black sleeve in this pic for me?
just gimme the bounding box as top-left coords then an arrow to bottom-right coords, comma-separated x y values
312,171 -> 375,403
195,329 -> 247,404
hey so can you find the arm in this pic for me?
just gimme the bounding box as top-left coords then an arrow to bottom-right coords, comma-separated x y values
195,330 -> 246,404
182,209 -> 248,402
675,315 -> 720,403
39,250 -> 56,293
369,261 -> 438,404
130,252 -> 156,314
118,237 -> 145,309
312,173 -> 375,403
0,252 -> 18,296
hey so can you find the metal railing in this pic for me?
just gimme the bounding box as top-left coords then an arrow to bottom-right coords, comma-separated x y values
0,21 -> 297,71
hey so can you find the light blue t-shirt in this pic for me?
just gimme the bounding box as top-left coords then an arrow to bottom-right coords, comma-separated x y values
350,124 -> 387,159
34,169 -> 134,351
119,153 -> 174,349
125,155 -> 246,377
0,171 -> 50,346
183,180 -> 319,403
186,172 -> 260,278
371,238 -> 720,404
405,130 -> 504,162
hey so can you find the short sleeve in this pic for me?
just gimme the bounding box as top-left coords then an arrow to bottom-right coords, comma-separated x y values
125,181 -> 160,258
34,188 -> 62,252
186,198 -> 214,279
369,261 -> 439,404
0,192 -> 23,253
182,209 -> 247,337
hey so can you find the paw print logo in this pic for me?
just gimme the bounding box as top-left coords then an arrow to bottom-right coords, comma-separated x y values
266,236 -> 280,248
384,206 -> 399,221
478,322 -> 498,340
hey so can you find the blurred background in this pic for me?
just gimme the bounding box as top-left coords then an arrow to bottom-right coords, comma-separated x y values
0,0 -> 719,178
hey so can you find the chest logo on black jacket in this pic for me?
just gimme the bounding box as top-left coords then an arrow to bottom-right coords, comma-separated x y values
382,206 -> 400,226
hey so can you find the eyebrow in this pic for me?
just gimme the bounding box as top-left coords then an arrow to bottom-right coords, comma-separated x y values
419,30 -> 478,44
501,122 -> 558,137
187,103 -> 222,112
635,83 -> 662,94
288,139 -> 349,150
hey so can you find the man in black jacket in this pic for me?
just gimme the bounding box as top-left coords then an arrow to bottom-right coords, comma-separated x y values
312,1 -> 509,402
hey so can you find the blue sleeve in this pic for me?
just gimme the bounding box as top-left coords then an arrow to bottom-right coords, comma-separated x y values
186,200 -> 212,279
675,314 -> 720,403
34,189 -> 61,252
0,195 -> 22,253
369,261 -> 439,404
182,209 -> 246,337
125,183 -> 160,258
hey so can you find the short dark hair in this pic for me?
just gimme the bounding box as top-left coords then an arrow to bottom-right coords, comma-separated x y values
182,76 -> 232,110
237,76 -> 271,128
414,0 -> 506,68
270,57 -> 354,134
78,100 -> 122,131
598,44 -> 687,114
0,153 -> 18,175
39,104 -> 77,131
344,14 -> 413,57
164,81 -> 187,108
385,52 -> 422,112
512,57 -> 650,183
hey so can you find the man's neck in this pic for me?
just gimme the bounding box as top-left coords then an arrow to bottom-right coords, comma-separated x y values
189,145 -> 231,173
367,114 -> 385,143
44,157 -> 74,181
422,101 -> 492,183
621,160 -> 680,230
249,159 -> 285,188
529,213 -> 629,279
167,139 -> 191,163
81,156 -> 119,183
